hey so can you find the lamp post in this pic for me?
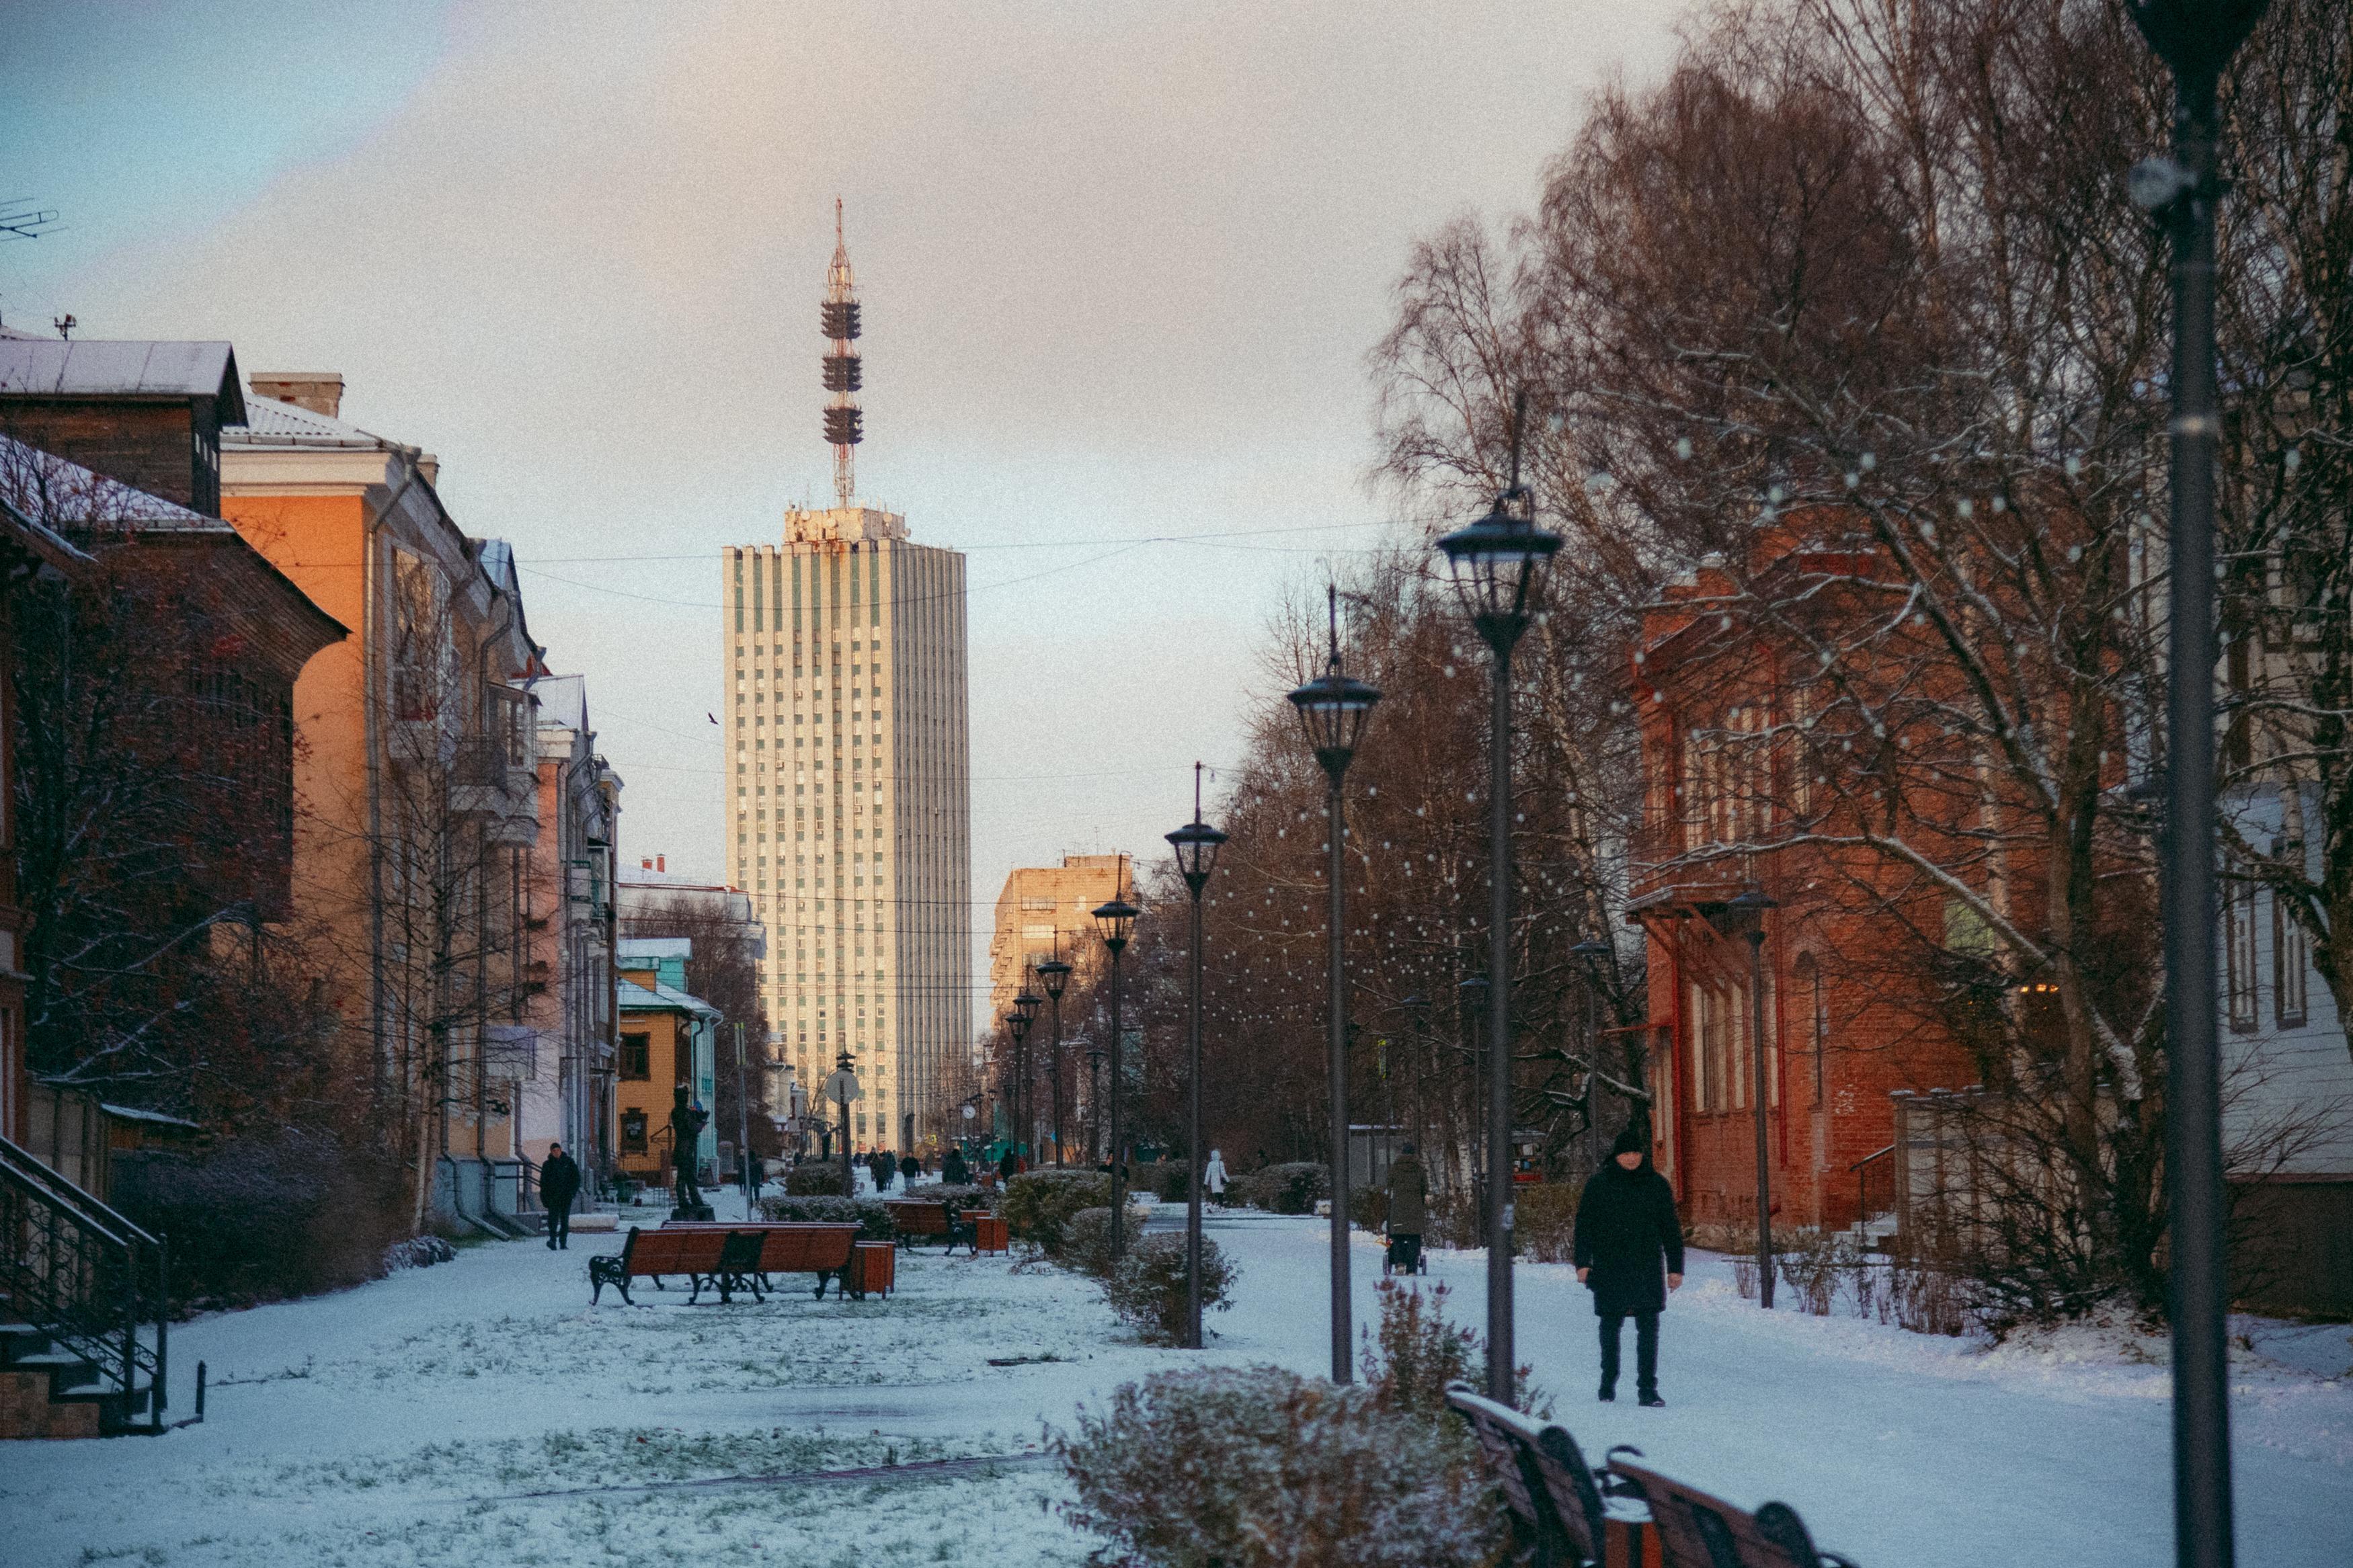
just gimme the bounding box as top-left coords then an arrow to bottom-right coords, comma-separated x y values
1082,1033 -> 1103,1165
1168,761 -> 1227,1350
825,1048 -> 860,1196
2125,10 -> 2268,1565
1092,891 -> 1140,1261
1037,952 -> 1073,1167
1435,393 -> 1562,1402
1287,585 -> 1380,1385
1013,985 -> 1043,1163
1720,889 -> 1778,1309
1004,1007 -> 1033,1166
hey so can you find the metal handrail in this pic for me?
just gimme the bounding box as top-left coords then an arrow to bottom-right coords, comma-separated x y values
0,1132 -> 167,1429
1849,1143 -> 1897,1233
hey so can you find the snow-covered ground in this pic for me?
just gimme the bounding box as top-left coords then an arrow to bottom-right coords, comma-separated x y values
6,1197 -> 2348,1566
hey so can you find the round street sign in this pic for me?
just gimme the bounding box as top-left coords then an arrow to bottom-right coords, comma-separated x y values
822,1068 -> 862,1104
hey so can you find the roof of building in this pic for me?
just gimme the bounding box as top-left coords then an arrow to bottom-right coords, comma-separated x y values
528,673 -> 589,732
0,429 -> 225,533
0,339 -> 245,422
619,937 -> 693,960
616,972 -> 721,1019
225,390 -> 412,452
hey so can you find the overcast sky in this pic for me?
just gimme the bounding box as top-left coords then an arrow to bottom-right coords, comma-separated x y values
2,0 -> 1686,1021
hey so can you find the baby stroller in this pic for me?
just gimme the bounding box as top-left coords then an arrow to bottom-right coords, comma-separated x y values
1383,1230 -> 1427,1276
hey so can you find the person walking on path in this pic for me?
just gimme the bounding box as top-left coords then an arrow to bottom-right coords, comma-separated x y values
1572,1124 -> 1685,1407
539,1143 -> 582,1251
942,1147 -> 970,1186
1203,1148 -> 1229,1206
996,1147 -> 1020,1186
1385,1141 -> 1427,1273
900,1152 -> 922,1187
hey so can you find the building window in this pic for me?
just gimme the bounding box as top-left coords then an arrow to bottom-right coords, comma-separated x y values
621,1109 -> 648,1153
2274,891 -> 2310,1029
619,1032 -> 651,1080
1798,953 -> 1826,1106
2225,885 -> 2260,1032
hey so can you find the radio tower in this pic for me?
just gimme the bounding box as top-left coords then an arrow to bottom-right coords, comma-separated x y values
821,198 -> 863,507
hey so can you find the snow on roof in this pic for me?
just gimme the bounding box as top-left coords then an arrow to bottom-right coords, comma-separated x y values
529,673 -> 588,732
0,339 -> 244,421
227,391 -> 407,451
0,430 -> 223,533
619,937 -> 692,960
101,1102 -> 204,1131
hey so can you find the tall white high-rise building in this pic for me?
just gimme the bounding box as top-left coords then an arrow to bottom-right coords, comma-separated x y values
722,210 -> 971,1153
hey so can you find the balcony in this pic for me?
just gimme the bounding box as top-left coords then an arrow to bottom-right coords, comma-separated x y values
450,738 -> 540,845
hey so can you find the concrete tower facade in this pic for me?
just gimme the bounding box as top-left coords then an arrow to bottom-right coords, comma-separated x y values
722,211 -> 970,1155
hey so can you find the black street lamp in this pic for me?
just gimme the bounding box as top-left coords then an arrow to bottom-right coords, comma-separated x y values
1037,952 -> 1074,1167
1080,1032 -> 1103,1165
1287,585 -> 1380,1384
1435,393 -> 1562,1402
1003,1008 -> 1031,1163
1092,890 -> 1140,1261
1718,888 -> 1779,1309
1013,985 -> 1043,1162
2126,7 -> 2268,1564
1167,761 -> 1227,1350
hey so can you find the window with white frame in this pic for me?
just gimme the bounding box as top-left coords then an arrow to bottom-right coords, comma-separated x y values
2225,884 -> 2260,1032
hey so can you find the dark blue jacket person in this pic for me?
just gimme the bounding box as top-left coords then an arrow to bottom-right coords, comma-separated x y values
1572,1124 -> 1685,1407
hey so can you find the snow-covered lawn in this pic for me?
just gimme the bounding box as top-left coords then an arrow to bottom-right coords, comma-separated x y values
6,1200 -> 2348,1566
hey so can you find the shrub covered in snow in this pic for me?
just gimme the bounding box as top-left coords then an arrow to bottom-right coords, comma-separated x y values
1062,1204 -> 1145,1278
1514,1181 -> 1581,1263
1000,1169 -> 1113,1252
1056,1364 -> 1501,1567
758,1194 -> 895,1241
1230,1161 -> 1328,1214
111,1130 -> 411,1313
383,1235 -> 458,1272
783,1163 -> 847,1196
1103,1231 -> 1236,1344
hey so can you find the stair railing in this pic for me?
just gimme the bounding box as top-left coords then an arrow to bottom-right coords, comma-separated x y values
0,1131 -> 167,1430
1849,1143 -> 1896,1245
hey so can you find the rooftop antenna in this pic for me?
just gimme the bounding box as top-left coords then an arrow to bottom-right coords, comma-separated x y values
0,199 -> 60,242
52,313 -> 75,341
820,198 -> 863,508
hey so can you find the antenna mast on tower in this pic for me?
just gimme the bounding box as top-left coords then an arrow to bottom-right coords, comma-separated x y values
820,198 -> 863,507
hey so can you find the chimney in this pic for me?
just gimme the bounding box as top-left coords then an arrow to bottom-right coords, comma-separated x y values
641,857 -> 652,870
250,372 -> 344,419
656,854 -> 666,873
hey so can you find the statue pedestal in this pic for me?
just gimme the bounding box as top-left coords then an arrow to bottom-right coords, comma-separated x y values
670,1204 -> 715,1223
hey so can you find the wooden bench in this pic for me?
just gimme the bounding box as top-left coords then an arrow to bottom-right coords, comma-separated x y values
1447,1383 -> 1642,1568
588,1225 -> 734,1305
657,1221 -> 863,1298
883,1199 -> 975,1254
1607,1459 -> 1857,1568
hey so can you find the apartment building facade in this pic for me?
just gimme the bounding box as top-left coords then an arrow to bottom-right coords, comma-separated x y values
722,504 -> 969,1155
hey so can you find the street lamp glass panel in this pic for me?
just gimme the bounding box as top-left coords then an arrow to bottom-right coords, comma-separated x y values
1014,989 -> 1043,1024
1166,818 -> 1227,886
1093,897 -> 1140,952
1285,669 -> 1380,770
1435,499 -> 1563,643
1036,956 -> 1073,999
1718,886 -> 1780,940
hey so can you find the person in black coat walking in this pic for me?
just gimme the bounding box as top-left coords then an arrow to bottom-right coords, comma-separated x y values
539,1143 -> 582,1251
942,1147 -> 971,1186
1572,1123 -> 1685,1406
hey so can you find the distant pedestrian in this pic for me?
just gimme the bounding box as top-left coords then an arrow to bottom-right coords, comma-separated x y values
869,1149 -> 897,1194
539,1143 -> 582,1251
900,1153 -> 922,1187
1385,1141 -> 1427,1273
998,1148 -> 1020,1184
943,1147 -> 971,1186
1203,1148 -> 1229,1205
1573,1124 -> 1685,1407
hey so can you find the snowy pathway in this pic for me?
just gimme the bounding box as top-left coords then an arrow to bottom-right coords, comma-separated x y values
4,1202 -> 2348,1566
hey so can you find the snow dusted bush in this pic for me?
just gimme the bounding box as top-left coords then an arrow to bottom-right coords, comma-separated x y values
1063,1204 -> 1145,1278
1514,1182 -> 1581,1264
1359,1278 -> 1544,1417
782,1163 -> 847,1196
758,1194 -> 895,1241
112,1130 -> 409,1313
1000,1169 -> 1112,1252
1103,1232 -> 1236,1344
1776,1229 -> 1851,1316
1056,1365 -> 1501,1567
1231,1161 -> 1328,1214
383,1235 -> 457,1273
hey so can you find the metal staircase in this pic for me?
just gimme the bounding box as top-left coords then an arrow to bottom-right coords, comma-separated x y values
0,1132 -> 168,1436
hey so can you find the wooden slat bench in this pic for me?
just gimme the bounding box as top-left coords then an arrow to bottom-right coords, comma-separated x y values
657,1221 -> 864,1299
883,1199 -> 975,1254
1607,1459 -> 1858,1568
1447,1383 -> 1642,1568
588,1225 -> 732,1305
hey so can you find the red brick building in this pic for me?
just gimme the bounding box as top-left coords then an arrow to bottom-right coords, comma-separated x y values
1628,532 -> 1985,1232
